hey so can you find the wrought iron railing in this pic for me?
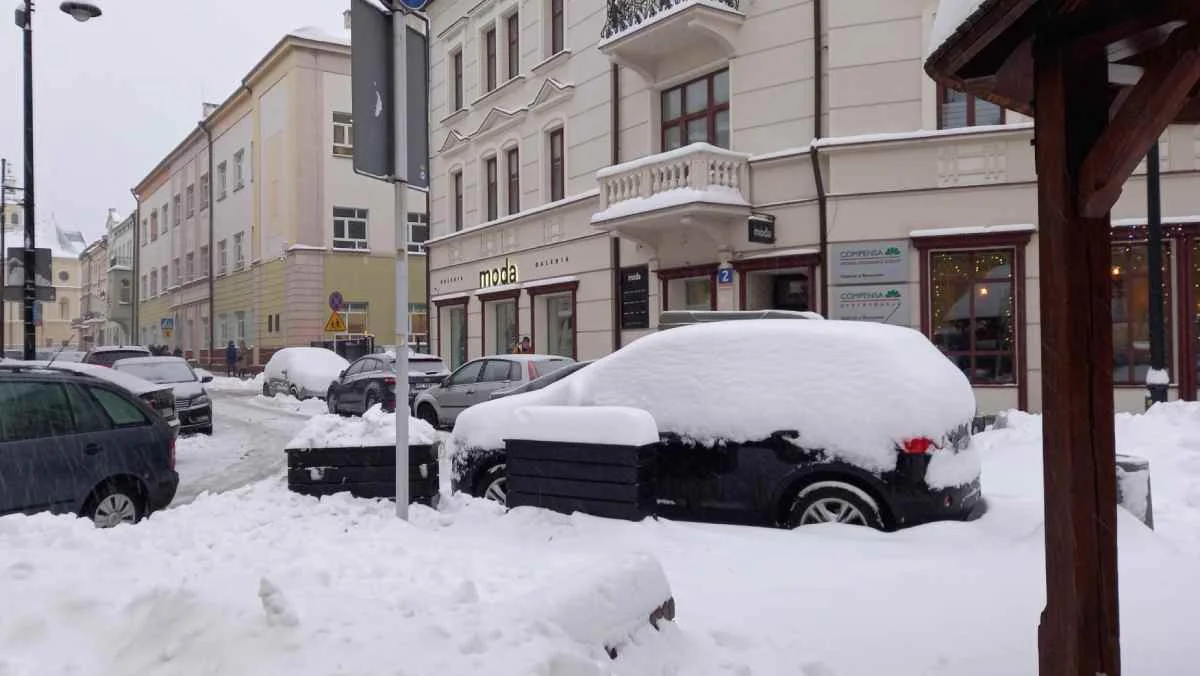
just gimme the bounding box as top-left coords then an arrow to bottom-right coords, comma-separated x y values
602,0 -> 740,40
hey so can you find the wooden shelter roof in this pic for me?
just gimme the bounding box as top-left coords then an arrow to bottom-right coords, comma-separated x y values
926,0 -> 1200,123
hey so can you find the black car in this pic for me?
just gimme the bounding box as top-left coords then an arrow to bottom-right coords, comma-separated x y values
111,356 -> 214,436
326,352 -> 450,416
0,364 -> 179,527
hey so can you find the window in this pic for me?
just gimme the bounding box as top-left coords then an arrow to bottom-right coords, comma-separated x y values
484,27 -> 497,92
332,207 -> 369,250
0,382 -> 74,442
451,49 -> 464,110
59,298 -> 69,320
218,239 -> 228,275
186,185 -> 195,216
446,305 -> 468,368
549,0 -> 564,55
199,245 -> 209,277
489,299 -> 518,353
141,274 -> 148,298
233,232 -> 244,270
332,112 -> 354,157
1111,241 -> 1171,384
485,156 -> 498,221
219,314 -> 228,343
449,359 -> 483,386
661,69 -> 730,151
548,128 -> 564,202
161,206 -> 168,232
481,359 -> 513,383
233,150 -> 245,189
937,85 -> 1004,129
407,211 -> 428,254
337,301 -> 369,333
172,257 -> 180,286
217,161 -> 228,198
185,252 -> 195,282
235,310 -> 246,340
9,211 -> 18,225
199,173 -> 209,209
173,194 -> 181,225
141,218 -> 148,245
160,266 -> 168,293
451,171 -> 464,231
543,293 -> 574,358
150,212 -> 158,241
506,13 -> 520,80
88,387 -> 149,427
120,279 -> 131,304
505,147 -> 520,215
150,270 -> 158,296
267,314 -> 274,333
928,249 -> 1017,385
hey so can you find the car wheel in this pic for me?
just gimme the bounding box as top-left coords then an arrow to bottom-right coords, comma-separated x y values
417,403 -> 439,428
86,482 -> 144,528
786,482 -> 884,530
289,385 -> 303,400
327,391 -> 339,414
262,382 -> 271,397
363,390 -> 380,413
200,425 -> 213,436
475,462 -> 508,504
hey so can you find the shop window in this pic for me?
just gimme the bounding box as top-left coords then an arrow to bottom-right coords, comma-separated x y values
937,84 -> 1004,129
661,69 -> 730,152
489,299 -> 518,354
541,293 -> 574,358
446,304 -> 468,368
1112,241 -> 1171,385
928,248 -> 1017,384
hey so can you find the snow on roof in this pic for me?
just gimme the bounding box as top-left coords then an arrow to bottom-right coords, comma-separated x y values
928,0 -> 992,59
288,25 -> 350,47
452,319 -> 977,473
1,219 -> 88,259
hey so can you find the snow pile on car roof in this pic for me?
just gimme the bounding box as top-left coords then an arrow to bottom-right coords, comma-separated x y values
452,320 -> 975,472
287,404 -> 438,449
264,347 -> 349,395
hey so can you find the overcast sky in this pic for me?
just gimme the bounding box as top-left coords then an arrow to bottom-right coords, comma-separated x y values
0,0 -> 348,243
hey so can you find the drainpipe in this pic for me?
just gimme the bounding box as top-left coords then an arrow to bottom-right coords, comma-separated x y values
811,0 -> 830,316
424,25 -> 433,356
610,64 -> 622,353
130,189 -> 140,343
201,119 -> 215,367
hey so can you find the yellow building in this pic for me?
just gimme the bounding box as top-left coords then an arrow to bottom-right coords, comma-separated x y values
2,207 -> 86,353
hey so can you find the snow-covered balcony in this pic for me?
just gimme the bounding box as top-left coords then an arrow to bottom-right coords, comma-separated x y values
591,143 -> 750,250
599,0 -> 744,83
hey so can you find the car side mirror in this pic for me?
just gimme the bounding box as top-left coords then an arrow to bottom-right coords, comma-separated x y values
201,375 -> 213,383
441,376 -> 451,387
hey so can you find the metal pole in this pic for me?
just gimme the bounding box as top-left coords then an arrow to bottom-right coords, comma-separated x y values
20,0 -> 36,361
1146,141 -> 1168,408
392,4 -> 411,519
1,157 -> 7,355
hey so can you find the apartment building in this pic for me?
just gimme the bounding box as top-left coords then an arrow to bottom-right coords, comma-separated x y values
106,211 -> 135,344
1,207 -> 85,351
421,0 -> 1200,414
135,26 -> 430,366
77,233 -> 108,346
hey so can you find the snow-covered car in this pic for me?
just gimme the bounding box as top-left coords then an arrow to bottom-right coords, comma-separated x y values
413,354 -> 575,429
18,360 -> 180,429
449,319 -> 983,531
81,344 -> 152,367
263,347 -> 350,400
112,356 -> 214,436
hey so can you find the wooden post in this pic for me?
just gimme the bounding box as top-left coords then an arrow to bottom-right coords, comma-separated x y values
1033,35 -> 1121,676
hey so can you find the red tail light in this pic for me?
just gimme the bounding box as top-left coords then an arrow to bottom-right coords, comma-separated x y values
383,377 -> 396,385
168,436 -> 176,470
901,437 -> 936,454
527,362 -> 536,380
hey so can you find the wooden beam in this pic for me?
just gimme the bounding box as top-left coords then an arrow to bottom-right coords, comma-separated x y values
1079,22 -> 1200,218
1033,37 -> 1121,676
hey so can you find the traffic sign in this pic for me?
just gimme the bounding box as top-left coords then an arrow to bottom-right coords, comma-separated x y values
717,267 -> 734,285
329,290 -> 344,311
324,310 -> 347,333
394,0 -> 430,11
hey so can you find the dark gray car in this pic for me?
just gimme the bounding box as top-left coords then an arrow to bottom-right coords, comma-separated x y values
112,356 -> 214,435
0,364 -> 179,527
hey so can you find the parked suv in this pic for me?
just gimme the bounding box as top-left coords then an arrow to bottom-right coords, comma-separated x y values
413,355 -> 574,428
82,344 -> 152,367
326,351 -> 451,416
0,364 -> 179,527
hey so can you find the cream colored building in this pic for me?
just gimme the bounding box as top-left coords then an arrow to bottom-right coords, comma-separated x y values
1,205 -> 85,352
105,211 -> 135,344
423,0 -> 1200,414
135,25 -> 430,367
76,232 -> 107,346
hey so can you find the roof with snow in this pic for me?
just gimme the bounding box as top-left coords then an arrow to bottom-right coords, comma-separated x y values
288,25 -> 350,47
1,220 -> 88,259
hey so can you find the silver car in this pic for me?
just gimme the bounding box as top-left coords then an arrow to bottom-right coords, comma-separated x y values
412,354 -> 574,428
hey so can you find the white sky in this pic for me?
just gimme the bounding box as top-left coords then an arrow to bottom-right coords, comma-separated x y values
0,0 -> 348,243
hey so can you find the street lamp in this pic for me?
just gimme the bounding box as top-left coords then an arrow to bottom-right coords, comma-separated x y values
13,0 -> 100,360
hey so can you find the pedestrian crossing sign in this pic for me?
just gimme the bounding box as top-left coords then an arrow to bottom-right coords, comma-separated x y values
324,310 -> 347,333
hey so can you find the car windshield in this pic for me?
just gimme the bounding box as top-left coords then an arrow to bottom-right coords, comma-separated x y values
88,350 -> 148,367
115,361 -> 196,384
531,359 -> 572,379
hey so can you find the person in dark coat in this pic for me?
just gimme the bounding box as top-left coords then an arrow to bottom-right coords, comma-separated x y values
173,346 -> 183,357
225,341 -> 237,377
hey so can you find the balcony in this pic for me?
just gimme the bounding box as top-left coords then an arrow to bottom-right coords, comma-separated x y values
108,255 -> 132,271
599,0 -> 744,83
591,142 -> 750,251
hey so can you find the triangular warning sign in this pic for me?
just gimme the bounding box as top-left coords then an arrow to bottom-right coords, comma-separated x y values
324,310 -> 347,333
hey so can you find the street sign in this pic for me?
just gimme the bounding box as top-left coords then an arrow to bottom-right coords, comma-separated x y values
394,0 -> 430,9
324,310 -> 348,333
329,290 -> 344,311
717,268 -> 735,286
32,301 -> 41,328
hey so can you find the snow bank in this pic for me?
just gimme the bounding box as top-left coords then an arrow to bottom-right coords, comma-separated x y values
510,406 -> 660,447
925,443 -> 983,489
251,393 -> 329,417
263,347 -> 348,395
287,405 -> 438,449
206,373 -> 264,392
453,320 -> 975,473
0,480 -> 681,676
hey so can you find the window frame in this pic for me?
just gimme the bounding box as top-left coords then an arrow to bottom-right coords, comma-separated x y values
232,232 -> 245,270
548,127 -> 564,202
332,112 -> 354,157
484,156 -> 499,222
660,69 -> 731,152
550,0 -> 564,55
233,149 -> 245,190
505,146 -> 520,215
1111,239 -> 1174,385
173,194 -> 181,225
506,12 -> 520,80
936,83 -> 1007,129
186,185 -> 195,216
217,239 -> 228,275
451,49 -> 464,111
332,207 -> 370,251
451,170 -> 464,231
217,161 -> 228,199
483,26 -> 498,92
199,173 -> 210,209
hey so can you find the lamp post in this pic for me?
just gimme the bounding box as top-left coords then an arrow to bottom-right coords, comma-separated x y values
1146,141 -> 1168,408
14,1 -> 101,360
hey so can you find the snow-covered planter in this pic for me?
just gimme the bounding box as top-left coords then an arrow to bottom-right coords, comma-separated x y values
505,406 -> 661,521
285,407 -> 441,505
1116,454 -> 1154,529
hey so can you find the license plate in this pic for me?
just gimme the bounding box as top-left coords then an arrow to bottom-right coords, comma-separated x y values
414,382 -> 431,389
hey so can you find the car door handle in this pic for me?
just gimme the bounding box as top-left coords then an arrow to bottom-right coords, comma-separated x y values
84,443 -> 102,455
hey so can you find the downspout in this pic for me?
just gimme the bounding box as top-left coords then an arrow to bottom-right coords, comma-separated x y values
201,119 -> 215,367
609,64 -> 622,352
424,17 -> 433,355
129,189 -> 140,343
810,0 -> 830,316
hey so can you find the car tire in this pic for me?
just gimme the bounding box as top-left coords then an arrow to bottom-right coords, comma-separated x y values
363,389 -> 380,413
474,462 -> 508,505
262,382 -> 271,397
84,481 -> 145,528
327,391 -> 339,414
289,385 -> 303,400
417,403 -> 439,429
199,425 -> 213,436
786,482 -> 885,530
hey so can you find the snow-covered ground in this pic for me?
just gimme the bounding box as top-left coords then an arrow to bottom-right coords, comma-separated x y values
204,374 -> 264,393
245,393 -> 329,417
3,401 -> 1200,674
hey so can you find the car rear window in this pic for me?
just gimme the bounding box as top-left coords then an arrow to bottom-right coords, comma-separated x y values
87,350 -> 149,367
90,387 -> 150,427
531,360 -> 571,379
409,357 -> 447,373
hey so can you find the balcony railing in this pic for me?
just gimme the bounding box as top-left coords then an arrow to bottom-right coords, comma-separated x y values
596,143 -> 750,219
602,0 -> 739,40
108,255 -> 133,270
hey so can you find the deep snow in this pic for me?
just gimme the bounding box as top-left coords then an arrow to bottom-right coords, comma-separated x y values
286,405 -> 439,448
